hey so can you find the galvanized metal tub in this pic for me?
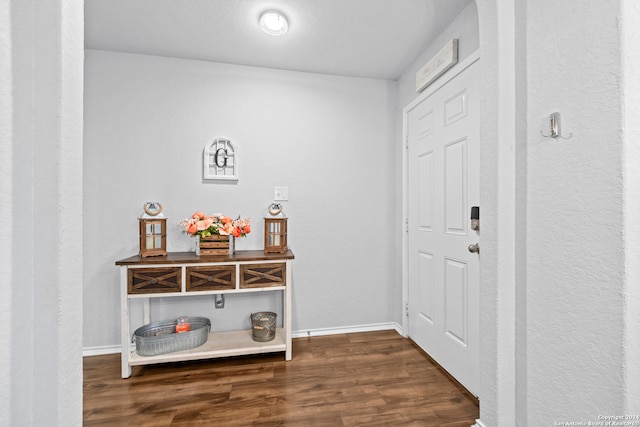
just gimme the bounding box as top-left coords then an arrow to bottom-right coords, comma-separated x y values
132,317 -> 211,356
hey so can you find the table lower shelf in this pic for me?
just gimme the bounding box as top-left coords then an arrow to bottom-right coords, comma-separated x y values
128,328 -> 287,366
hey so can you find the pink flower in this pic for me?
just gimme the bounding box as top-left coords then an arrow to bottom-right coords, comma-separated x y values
221,223 -> 234,235
180,212 -> 251,238
202,217 -> 214,229
186,222 -> 198,235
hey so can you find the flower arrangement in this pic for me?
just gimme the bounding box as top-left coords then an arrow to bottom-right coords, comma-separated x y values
179,211 -> 251,238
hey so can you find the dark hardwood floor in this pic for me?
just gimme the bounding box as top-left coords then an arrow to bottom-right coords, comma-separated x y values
84,330 -> 478,426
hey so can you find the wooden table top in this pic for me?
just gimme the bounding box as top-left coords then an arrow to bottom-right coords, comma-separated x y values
116,250 -> 295,266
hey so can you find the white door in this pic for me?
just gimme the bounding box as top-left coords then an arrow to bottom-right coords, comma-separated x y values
405,59 -> 479,395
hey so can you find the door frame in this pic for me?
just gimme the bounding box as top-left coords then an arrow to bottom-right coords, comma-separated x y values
401,50 -> 480,337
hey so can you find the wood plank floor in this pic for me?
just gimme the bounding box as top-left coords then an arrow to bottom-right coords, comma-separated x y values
84,330 -> 478,426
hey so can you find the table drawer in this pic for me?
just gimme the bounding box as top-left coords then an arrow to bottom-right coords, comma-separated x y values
240,263 -> 286,288
186,265 -> 236,292
128,267 -> 181,294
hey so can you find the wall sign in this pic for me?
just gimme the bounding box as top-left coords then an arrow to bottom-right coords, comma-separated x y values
203,137 -> 238,181
416,39 -> 458,93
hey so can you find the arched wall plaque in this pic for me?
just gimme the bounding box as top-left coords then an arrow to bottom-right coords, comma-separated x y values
203,137 -> 238,181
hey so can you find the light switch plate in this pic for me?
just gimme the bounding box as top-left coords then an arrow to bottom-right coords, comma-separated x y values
274,186 -> 289,201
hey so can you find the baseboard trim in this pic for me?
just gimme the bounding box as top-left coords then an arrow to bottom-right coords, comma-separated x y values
83,345 -> 123,357
472,419 -> 488,427
291,322 -> 403,338
83,322 -> 405,357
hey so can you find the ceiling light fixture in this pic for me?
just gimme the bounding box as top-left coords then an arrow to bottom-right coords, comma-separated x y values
260,11 -> 288,36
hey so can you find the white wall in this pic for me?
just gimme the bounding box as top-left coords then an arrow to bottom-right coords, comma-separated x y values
83,50 -> 398,350
475,0 -> 640,424
1,1 -> 84,426
396,2 -> 479,109
0,3 -> 13,423
524,1 -> 628,423
474,1 -> 523,425
622,0 -> 640,413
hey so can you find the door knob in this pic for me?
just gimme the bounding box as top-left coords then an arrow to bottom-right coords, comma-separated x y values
468,243 -> 480,254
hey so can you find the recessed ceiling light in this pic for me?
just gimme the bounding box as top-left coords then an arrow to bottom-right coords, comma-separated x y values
260,11 -> 288,36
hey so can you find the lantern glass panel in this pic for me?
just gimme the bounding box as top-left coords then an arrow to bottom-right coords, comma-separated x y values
268,222 -> 281,246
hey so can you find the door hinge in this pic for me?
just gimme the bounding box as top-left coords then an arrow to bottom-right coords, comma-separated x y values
405,136 -> 409,149
405,218 -> 409,233
405,303 -> 409,317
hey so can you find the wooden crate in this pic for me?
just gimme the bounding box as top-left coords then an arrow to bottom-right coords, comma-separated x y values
199,234 -> 231,256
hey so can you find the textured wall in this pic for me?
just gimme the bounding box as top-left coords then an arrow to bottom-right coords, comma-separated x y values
0,2 -> 12,423
83,50 -> 397,349
525,1 -> 626,423
475,1 -> 503,425
622,0 -> 640,415
0,0 -> 84,425
474,1 -> 638,425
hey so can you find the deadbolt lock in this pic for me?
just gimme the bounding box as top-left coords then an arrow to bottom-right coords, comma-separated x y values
470,206 -> 480,231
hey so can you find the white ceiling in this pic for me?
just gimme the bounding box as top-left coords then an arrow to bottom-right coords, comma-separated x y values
84,0 -> 472,80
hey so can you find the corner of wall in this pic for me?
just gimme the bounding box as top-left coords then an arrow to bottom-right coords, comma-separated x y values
622,0 -> 640,413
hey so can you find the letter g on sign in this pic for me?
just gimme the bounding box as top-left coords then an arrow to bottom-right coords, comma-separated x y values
214,148 -> 229,167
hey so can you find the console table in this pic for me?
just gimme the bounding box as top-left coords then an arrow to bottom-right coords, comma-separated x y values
116,250 -> 294,378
